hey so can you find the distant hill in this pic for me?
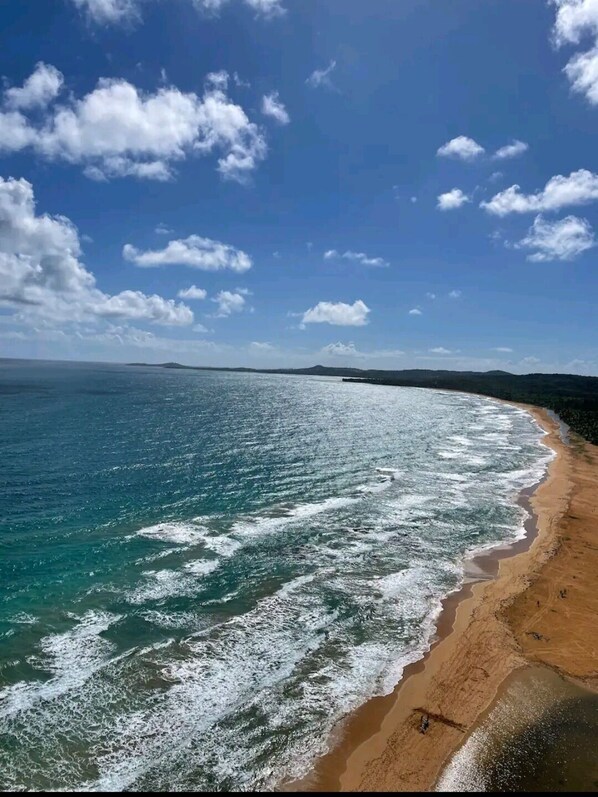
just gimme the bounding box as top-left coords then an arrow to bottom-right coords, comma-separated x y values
128,362 -> 598,445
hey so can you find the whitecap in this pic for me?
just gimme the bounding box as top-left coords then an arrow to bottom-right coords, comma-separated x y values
0,611 -> 121,721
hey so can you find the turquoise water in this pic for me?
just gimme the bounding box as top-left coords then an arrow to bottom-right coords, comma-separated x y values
0,360 -> 553,791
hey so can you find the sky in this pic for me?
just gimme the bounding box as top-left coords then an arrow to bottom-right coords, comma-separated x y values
0,0 -> 597,374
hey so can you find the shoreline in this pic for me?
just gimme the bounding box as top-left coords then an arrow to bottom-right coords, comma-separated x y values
294,399 -> 596,792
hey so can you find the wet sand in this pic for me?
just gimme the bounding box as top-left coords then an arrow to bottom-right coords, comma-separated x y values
294,402 -> 598,792
436,665 -> 598,792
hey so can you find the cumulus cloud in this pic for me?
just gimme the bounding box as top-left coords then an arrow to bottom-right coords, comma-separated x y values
4,62 -> 64,110
0,66 -> 268,183
552,0 -> 598,46
516,214 -> 595,261
481,169 -> 598,215
551,1 -> 598,103
212,290 -> 246,316
320,341 -> 405,359
324,249 -> 389,267
155,223 -> 173,235
123,235 -> 252,272
321,341 -> 362,357
448,290 -> 462,298
408,308 -> 422,315
261,92 -> 290,124
301,299 -> 370,327
564,46 -> 598,102
493,139 -> 529,160
429,347 -> 452,354
437,136 -> 485,161
178,285 -> 207,299
0,176 -> 193,327
306,60 -> 337,90
437,188 -> 470,210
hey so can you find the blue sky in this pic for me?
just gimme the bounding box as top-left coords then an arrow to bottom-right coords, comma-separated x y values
0,0 -> 597,373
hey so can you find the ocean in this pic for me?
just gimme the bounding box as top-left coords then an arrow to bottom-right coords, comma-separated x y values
0,359 -> 553,791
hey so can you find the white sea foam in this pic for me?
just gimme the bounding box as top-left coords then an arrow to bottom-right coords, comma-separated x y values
135,522 -> 211,546
7,612 -> 38,625
126,562 -> 219,605
183,559 -> 220,576
141,610 -> 212,631
231,495 -> 358,539
0,390 -> 558,793
447,435 -> 474,447
0,611 -> 120,721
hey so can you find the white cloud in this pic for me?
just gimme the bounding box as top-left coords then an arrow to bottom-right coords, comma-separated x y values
552,0 -> 598,46
492,140 -> 529,160
426,292 -> 436,299
249,340 -> 276,351
449,290 -> 462,298
81,323 -> 220,353
306,60 -> 337,90
155,223 -> 173,235
212,290 -> 246,317
194,0 -> 285,16
0,176 -> 193,328
493,346 -> 514,352
71,0 -> 285,25
516,214 -> 595,260
97,290 -> 192,324
178,285 -> 207,299
437,188 -> 470,210
324,249 -> 389,267
301,299 -> 370,327
4,62 -> 64,110
429,347 -> 452,354
408,308 -> 422,315
321,341 -> 361,357
564,46 -> 598,102
320,341 -> 405,359
550,1 -> 598,103
521,355 -> 541,365
123,235 -> 252,272
437,136 -> 485,161
0,67 -> 267,183
71,0 -> 140,24
261,92 -> 290,124
481,169 -> 598,215
243,0 -> 285,14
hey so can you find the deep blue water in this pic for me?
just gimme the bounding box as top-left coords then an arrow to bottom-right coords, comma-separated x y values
0,359 -> 553,791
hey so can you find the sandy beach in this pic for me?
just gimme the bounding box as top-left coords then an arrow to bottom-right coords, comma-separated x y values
298,402 -> 598,792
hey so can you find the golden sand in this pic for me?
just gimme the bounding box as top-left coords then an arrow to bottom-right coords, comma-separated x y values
299,404 -> 598,792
